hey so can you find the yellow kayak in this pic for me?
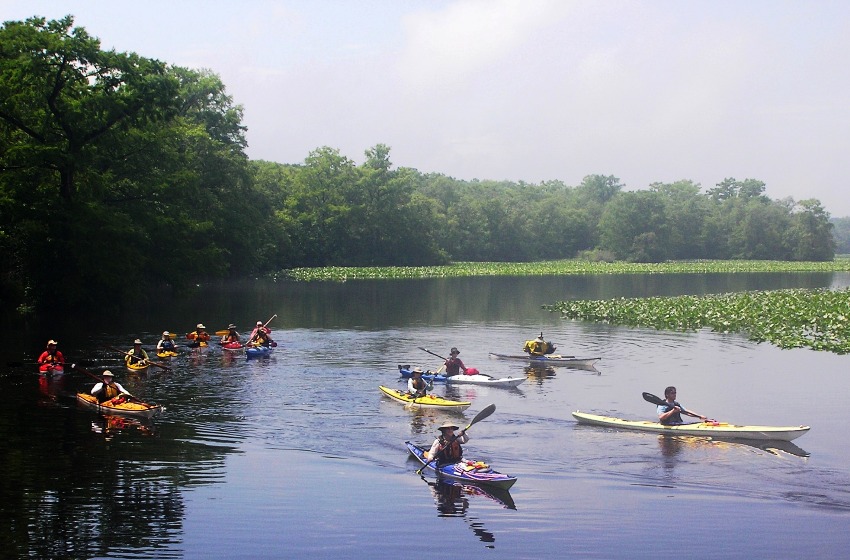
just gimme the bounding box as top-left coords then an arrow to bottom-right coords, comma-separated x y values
76,392 -> 162,419
156,350 -> 179,359
378,386 -> 471,411
125,360 -> 149,372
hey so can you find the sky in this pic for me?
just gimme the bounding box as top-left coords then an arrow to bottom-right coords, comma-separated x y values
4,0 -> 850,216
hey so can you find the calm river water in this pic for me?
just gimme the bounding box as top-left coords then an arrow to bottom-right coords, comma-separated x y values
2,272 -> 850,559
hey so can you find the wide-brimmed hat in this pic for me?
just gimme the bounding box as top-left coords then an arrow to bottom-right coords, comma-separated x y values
133,339 -> 143,345
411,367 -> 423,374
228,324 -> 237,330
438,422 -> 459,431
450,347 -> 460,355
256,321 -> 263,326
47,339 -> 58,346
162,331 -> 170,336
197,323 -> 206,329
102,370 -> 114,377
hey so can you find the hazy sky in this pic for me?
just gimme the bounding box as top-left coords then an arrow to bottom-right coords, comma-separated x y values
4,0 -> 850,216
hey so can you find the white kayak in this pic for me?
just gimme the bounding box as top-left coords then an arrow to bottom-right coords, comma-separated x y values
398,367 -> 524,388
572,411 -> 810,442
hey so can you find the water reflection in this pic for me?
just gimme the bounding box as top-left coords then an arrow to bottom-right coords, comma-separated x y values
658,435 -> 810,466
89,414 -> 157,439
420,477 -> 516,547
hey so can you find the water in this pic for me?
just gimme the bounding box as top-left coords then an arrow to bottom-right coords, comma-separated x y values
2,272 -> 850,559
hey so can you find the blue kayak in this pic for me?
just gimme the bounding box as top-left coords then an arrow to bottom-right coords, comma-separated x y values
246,345 -> 273,359
405,441 -> 517,489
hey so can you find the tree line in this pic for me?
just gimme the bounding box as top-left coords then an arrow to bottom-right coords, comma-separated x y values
0,16 -> 837,313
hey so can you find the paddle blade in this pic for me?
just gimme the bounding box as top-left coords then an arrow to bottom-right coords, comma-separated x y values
215,330 -> 230,336
466,403 -> 496,430
642,392 -> 665,406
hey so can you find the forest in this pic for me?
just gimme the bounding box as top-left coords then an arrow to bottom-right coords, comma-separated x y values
0,16 -> 838,313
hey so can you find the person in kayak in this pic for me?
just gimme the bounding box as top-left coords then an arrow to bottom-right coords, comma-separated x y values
157,331 -> 177,353
90,370 -> 131,403
657,386 -> 708,425
248,323 -> 274,347
125,339 -> 149,367
187,324 -> 211,348
37,340 -> 65,372
427,422 -> 469,466
407,368 -> 433,398
249,321 -> 271,341
523,333 -> 556,356
221,324 -> 240,345
443,347 -> 468,377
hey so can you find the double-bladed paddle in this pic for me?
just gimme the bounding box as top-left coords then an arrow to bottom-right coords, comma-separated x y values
416,403 -> 497,475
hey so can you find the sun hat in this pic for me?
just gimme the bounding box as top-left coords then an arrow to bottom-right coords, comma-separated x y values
163,331 -> 170,336
47,339 -> 58,345
102,370 -> 114,377
256,321 -> 263,326
412,367 -> 423,374
133,339 -> 142,344
197,323 -> 206,329
450,347 -> 460,355
228,324 -> 237,329
438,422 -> 459,431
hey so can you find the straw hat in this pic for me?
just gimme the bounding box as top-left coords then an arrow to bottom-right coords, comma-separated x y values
411,367 -> 424,375
162,331 -> 170,336
197,323 -> 206,329
102,370 -> 114,377
47,340 -> 58,346
438,422 -> 459,431
133,339 -> 143,345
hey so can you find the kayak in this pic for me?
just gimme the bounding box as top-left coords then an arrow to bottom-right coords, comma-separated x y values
489,352 -> 600,367
125,360 -> 149,372
38,364 -> 65,375
76,392 -> 163,419
397,366 -> 525,388
246,345 -> 273,359
572,411 -> 810,442
156,350 -> 179,359
405,441 -> 517,490
378,386 -> 471,411
221,342 -> 244,351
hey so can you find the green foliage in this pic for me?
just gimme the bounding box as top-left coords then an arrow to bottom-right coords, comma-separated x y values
546,288 -> 850,354
273,258 -> 850,282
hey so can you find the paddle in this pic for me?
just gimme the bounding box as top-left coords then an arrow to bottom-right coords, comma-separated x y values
416,403 -> 497,475
105,346 -> 172,371
642,392 -> 714,422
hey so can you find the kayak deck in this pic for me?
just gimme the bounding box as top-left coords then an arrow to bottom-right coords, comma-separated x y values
405,441 -> 517,489
572,411 -> 810,442
379,386 -> 471,411
489,353 -> 601,367
76,392 -> 162,419
397,367 -> 525,388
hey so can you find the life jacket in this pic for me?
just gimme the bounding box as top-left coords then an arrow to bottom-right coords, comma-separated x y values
659,401 -> 684,425
98,382 -> 121,403
410,377 -> 428,396
40,350 -> 62,365
188,330 -> 211,342
159,339 -> 176,350
126,349 -> 147,364
444,357 -> 463,375
437,436 -> 463,464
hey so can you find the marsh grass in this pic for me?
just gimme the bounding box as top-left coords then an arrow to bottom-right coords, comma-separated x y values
273,259 -> 850,282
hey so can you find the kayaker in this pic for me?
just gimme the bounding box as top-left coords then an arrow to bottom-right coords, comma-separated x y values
221,324 -> 240,344
407,367 -> 432,398
523,332 -> 555,356
443,347 -> 467,377
157,331 -> 177,353
187,323 -> 211,347
249,320 -> 271,341
427,422 -> 469,466
90,370 -> 130,403
37,340 -> 65,372
248,323 -> 273,347
125,339 -> 149,367
657,386 -> 708,425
